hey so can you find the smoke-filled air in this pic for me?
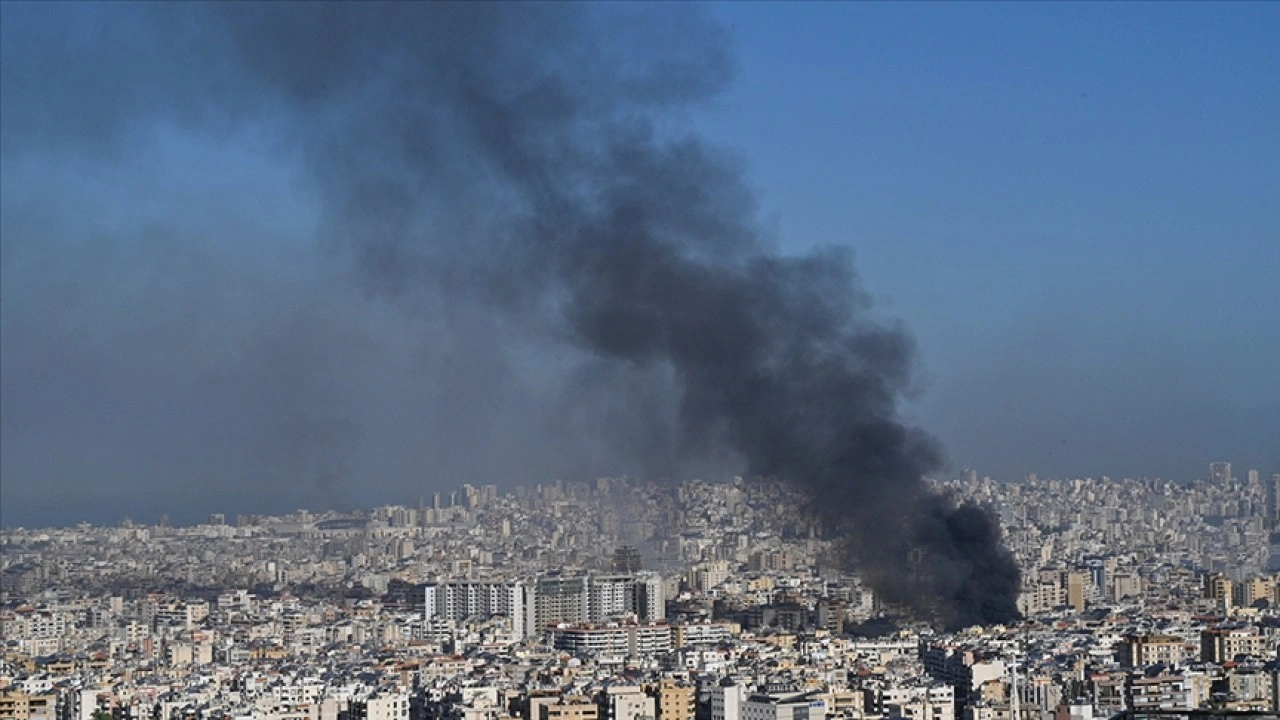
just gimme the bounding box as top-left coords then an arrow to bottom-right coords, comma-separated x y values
0,4 -> 1020,627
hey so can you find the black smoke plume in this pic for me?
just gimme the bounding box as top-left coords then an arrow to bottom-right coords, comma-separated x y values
1,3 -> 1019,627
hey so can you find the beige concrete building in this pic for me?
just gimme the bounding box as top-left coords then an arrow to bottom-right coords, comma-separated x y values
657,681 -> 695,720
1200,626 -> 1268,663
541,697 -> 599,720
1116,634 -> 1189,668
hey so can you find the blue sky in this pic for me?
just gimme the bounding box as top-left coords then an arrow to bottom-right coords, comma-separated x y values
1,3 -> 1277,526
700,2 -> 1280,478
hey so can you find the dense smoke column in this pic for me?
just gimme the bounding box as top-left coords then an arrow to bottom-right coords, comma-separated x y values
561,202 -> 1021,629
173,4 -> 1019,627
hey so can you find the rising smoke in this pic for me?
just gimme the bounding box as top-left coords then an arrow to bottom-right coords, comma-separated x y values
1,3 -> 1018,627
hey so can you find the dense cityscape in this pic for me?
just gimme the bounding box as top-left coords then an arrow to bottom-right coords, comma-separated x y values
3,464 -> 1279,720
3,3 -> 1277,720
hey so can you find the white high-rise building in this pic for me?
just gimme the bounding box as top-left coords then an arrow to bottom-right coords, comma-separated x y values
1209,462 -> 1233,486
534,575 -> 591,630
590,574 -> 636,621
424,580 -> 531,638
586,573 -> 665,622
428,573 -> 667,640
637,573 -> 665,621
710,680 -> 746,720
1267,473 -> 1280,529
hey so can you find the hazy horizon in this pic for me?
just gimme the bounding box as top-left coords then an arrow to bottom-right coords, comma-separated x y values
0,465 -> 1267,531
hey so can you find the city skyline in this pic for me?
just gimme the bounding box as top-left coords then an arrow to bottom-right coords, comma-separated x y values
1,461 -> 1274,532
3,442 -> 1278,718
2,5 -> 1278,720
